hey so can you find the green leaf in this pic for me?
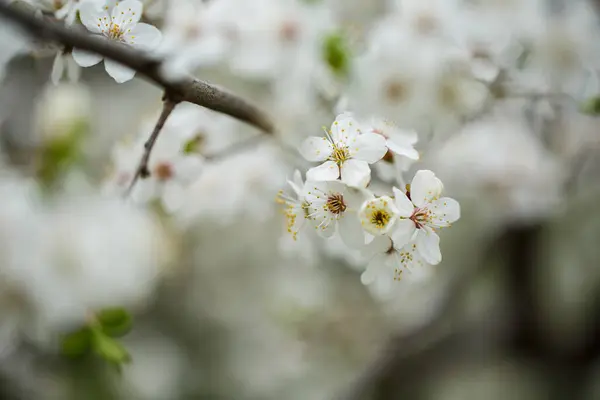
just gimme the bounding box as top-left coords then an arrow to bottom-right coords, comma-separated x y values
580,96 -> 600,116
323,32 -> 350,78
183,135 -> 204,155
92,332 -> 131,365
96,307 -> 133,338
61,328 -> 92,358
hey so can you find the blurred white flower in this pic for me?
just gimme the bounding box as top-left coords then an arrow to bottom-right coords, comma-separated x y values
301,113 -> 387,186
106,129 -> 203,213
431,115 -> 564,222
25,0 -> 90,25
73,0 -> 162,83
34,82 -> 91,141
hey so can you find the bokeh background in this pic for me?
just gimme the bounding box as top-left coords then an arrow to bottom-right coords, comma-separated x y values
1,0 -> 600,399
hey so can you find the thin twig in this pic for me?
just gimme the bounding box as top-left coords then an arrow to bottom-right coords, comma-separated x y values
0,2 -> 275,134
125,97 -> 177,196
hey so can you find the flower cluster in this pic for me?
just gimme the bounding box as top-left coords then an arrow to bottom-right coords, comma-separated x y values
280,112 -> 460,289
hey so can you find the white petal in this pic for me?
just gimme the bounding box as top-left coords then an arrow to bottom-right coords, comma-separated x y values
125,23 -> 162,51
352,132 -> 387,163
173,156 -> 203,183
131,178 -> 158,204
363,235 -> 392,258
387,140 -> 420,160
66,55 -> 81,83
340,159 -> 370,187
104,59 -> 136,83
429,197 -> 460,227
162,181 -> 185,213
71,48 -> 103,67
338,213 -> 365,247
50,53 -> 64,85
289,170 -> 304,196
306,161 -> 339,181
315,216 -> 336,238
330,112 -> 361,144
416,230 -> 442,265
361,254 -> 387,285
78,1 -> 107,34
391,219 -> 416,248
410,170 -> 443,208
392,187 -> 414,217
111,0 -> 143,30
300,137 -> 332,162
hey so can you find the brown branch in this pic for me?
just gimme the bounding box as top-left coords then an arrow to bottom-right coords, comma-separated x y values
0,1 -> 275,134
125,97 -> 177,197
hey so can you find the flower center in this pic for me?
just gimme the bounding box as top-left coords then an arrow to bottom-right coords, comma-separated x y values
154,162 -> 173,181
330,144 -> 350,165
410,208 -> 431,229
108,23 -> 124,40
326,194 -> 346,214
371,210 -> 391,228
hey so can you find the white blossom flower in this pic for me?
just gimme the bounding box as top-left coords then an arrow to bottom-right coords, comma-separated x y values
73,0 -> 162,83
358,196 -> 399,236
304,180 -> 366,246
300,113 -> 387,187
104,117 -> 204,213
360,235 -> 432,291
276,170 -> 311,241
390,170 -> 460,265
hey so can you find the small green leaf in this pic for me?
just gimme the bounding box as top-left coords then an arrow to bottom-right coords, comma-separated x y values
93,332 -> 131,365
61,328 -> 92,358
323,32 -> 350,78
183,135 -> 204,154
97,307 -> 132,338
580,96 -> 600,116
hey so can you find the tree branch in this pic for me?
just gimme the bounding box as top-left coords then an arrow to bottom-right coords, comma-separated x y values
0,1 -> 275,134
125,97 -> 177,197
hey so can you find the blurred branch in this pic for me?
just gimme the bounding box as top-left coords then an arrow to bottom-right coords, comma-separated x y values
0,1 -> 275,134
125,97 -> 177,196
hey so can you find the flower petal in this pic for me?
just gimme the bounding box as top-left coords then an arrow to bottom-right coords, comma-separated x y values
162,181 -> 185,213
387,140 -> 419,160
300,137 -> 332,162
111,0 -> 143,30
410,170 -> 444,208
51,53 -> 64,85
391,219 -> 416,248
363,235 -> 393,258
429,197 -> 460,227
71,48 -> 103,67
416,230 -> 442,265
104,59 -> 136,83
361,254 -> 387,285
392,187 -> 414,217
351,132 -> 387,163
306,161 -> 339,181
125,23 -> 162,51
340,159 -> 370,187
78,1 -> 108,34
330,112 -> 361,144
173,156 -> 203,183
338,213 -> 365,247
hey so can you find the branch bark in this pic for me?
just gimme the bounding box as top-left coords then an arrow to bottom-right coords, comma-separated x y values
125,97 -> 177,197
0,1 -> 275,134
